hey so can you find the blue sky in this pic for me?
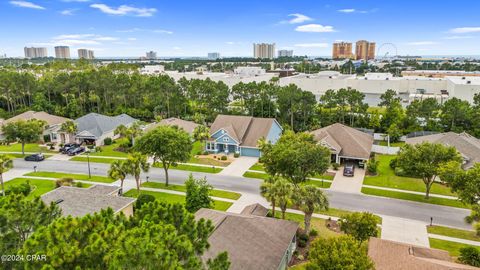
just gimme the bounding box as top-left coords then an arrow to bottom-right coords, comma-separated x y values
1,0 -> 480,58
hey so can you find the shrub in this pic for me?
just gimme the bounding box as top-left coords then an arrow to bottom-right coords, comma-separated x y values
221,155 -> 227,161
338,212 -> 378,242
298,238 -> 308,248
47,142 -> 55,150
296,254 -> 304,261
309,228 -> 319,237
75,182 -> 84,188
95,146 -> 103,152
233,153 -> 240,158
135,194 -> 155,209
332,163 -> 340,170
7,181 -> 32,196
196,151 -> 202,155
298,232 -> 309,242
459,247 -> 480,267
389,158 -> 397,169
87,145 -> 95,150
366,158 -> 379,175
103,137 -> 113,145
55,177 -> 74,188
43,135 -> 51,143
202,151 -> 209,155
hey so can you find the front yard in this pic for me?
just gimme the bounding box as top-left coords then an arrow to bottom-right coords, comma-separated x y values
4,177 -> 91,199
141,181 -> 241,200
0,143 -> 56,154
363,154 -> 456,196
25,171 -> 115,183
428,225 -> 480,242
429,238 -> 479,257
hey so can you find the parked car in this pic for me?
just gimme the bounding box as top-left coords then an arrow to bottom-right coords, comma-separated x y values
343,164 -> 355,177
24,153 -> 45,162
60,143 -> 80,154
67,146 -> 85,156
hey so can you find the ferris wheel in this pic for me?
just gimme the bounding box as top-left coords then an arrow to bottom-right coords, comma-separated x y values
376,43 -> 398,60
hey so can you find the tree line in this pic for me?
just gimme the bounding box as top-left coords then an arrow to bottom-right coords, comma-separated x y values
1,66 -> 480,138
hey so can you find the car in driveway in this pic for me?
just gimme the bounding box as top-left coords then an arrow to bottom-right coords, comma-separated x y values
67,146 -> 85,156
343,164 -> 355,177
24,153 -> 45,162
60,143 -> 81,154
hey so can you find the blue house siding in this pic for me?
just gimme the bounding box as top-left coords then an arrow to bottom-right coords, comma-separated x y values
214,133 -> 238,145
240,147 -> 261,157
265,120 -> 283,144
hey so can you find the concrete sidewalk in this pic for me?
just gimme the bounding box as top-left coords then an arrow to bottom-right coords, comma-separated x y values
330,167 -> 365,194
381,215 -> 430,247
218,156 -> 258,177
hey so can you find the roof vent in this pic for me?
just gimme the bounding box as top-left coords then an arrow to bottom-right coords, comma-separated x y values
55,199 -> 64,204
467,81 -> 471,84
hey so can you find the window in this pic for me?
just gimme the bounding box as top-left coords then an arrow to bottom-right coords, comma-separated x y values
223,137 -> 229,142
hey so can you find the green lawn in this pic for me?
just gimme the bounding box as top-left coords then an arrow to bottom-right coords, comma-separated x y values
4,178 -> 90,199
429,238 -> 479,257
0,143 -> 56,153
25,171 -> 115,183
141,181 -> 241,200
243,171 -> 334,183
124,190 -> 232,211
363,154 -> 456,196
282,212 -> 341,239
249,163 -> 265,171
154,163 -> 223,174
70,156 -> 118,164
83,139 -> 129,158
428,225 -> 480,242
189,141 -> 231,167
362,187 -> 468,209
377,141 -> 405,147
313,208 -> 382,224
306,179 -> 332,188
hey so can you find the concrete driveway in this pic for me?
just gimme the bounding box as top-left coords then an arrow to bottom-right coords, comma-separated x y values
218,156 -> 258,177
330,167 -> 365,194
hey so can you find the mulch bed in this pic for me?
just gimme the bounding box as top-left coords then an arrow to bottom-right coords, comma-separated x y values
325,218 -> 341,233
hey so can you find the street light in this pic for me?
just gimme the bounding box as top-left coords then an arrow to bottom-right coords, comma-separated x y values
33,165 -> 37,172
146,176 -> 150,183
86,150 -> 91,179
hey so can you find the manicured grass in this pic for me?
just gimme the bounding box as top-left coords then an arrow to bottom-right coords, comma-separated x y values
429,238 -> 479,257
0,143 -> 56,153
124,190 -> 232,211
249,163 -> 265,171
70,156 -> 118,164
314,208 -> 382,224
243,171 -> 334,183
4,178 -> 90,199
141,181 -> 241,200
243,171 -> 268,180
306,179 -> 332,188
428,225 -> 480,242
377,141 -> 405,147
312,173 -> 335,181
83,139 -> 129,158
362,187 -> 468,209
363,154 -> 456,196
25,171 -> 115,183
170,163 -> 223,173
282,212 -> 341,239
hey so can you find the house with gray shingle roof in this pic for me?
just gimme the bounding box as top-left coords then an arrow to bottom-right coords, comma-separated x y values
41,185 -> 135,217
144,117 -> 199,135
206,114 -> 283,157
195,207 -> 298,270
310,123 -> 374,164
406,132 -> 480,169
74,113 -> 137,146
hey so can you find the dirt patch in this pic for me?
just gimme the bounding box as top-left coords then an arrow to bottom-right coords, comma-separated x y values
325,218 -> 341,233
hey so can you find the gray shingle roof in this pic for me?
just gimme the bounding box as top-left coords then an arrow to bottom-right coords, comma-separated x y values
406,132 -> 480,169
74,113 -> 137,139
310,123 -> 373,160
209,115 -> 279,147
41,185 -> 135,217
145,117 -> 199,134
195,208 -> 298,270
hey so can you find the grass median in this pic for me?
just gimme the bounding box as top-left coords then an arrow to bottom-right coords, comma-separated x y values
429,238 -> 479,257
141,181 -> 241,200
361,187 -> 467,209
124,189 -> 232,211
428,225 -> 480,242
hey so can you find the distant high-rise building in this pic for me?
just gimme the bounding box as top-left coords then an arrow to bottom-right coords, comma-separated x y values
278,50 -> 293,57
146,51 -> 157,60
55,46 -> 71,59
24,47 -> 48,58
355,40 -> 376,61
332,42 -> 353,59
78,49 -> 94,59
207,52 -> 220,59
253,43 -> 276,59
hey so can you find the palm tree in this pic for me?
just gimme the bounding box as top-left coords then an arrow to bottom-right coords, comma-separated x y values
260,176 -> 277,217
0,154 -> 13,196
59,120 -> 77,143
274,178 -> 294,219
108,160 -> 128,194
125,152 -> 150,192
193,125 -> 210,149
114,124 -> 128,138
292,185 -> 329,234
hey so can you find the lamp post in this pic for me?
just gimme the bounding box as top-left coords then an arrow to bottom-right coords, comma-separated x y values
86,150 -> 91,179
146,176 -> 149,183
33,165 -> 37,173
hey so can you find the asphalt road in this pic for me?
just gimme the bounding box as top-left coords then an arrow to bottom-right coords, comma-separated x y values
14,159 -> 472,229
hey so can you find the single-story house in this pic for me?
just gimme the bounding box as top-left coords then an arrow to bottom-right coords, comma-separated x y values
310,123 -> 374,164
406,132 -> 480,169
368,237 -> 478,270
195,205 -> 298,270
41,185 -> 135,217
206,115 -> 282,157
74,113 -> 137,146
0,111 -> 71,144
144,117 -> 199,135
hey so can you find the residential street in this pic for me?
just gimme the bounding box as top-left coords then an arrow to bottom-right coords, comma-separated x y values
13,159 -> 472,229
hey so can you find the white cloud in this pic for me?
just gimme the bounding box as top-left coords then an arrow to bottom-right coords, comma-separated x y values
116,28 -> 172,34
94,36 -> 118,41
9,1 -> 45,10
127,37 -> 137,41
443,35 -> 474,40
153,29 -> 173,34
287,13 -> 313,24
173,46 -> 182,50
60,9 -> 76,15
406,41 -> 438,46
53,34 -> 95,39
225,41 -> 235,45
90,4 -> 157,17
294,43 -> 328,48
338,9 -> 356,13
449,27 -> 480,34
295,24 -> 336,33
61,0 -> 90,2
56,39 -> 101,46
